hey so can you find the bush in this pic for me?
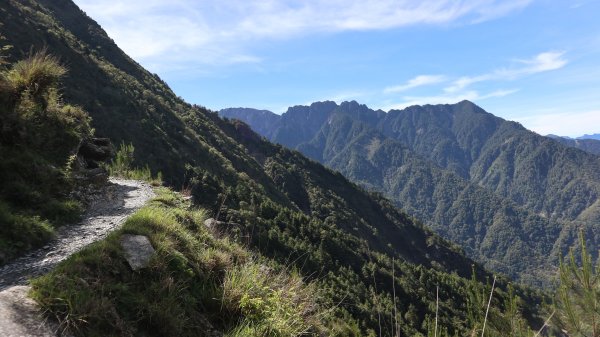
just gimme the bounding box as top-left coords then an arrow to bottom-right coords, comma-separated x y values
107,142 -> 162,185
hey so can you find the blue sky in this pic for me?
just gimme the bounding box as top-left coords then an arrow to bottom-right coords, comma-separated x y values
74,0 -> 600,137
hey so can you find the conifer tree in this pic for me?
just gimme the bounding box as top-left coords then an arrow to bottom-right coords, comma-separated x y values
554,231 -> 600,337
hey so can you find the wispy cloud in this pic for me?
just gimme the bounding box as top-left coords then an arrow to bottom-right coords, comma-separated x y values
384,75 -> 446,93
74,0 -> 532,70
381,88 -> 518,111
445,51 -> 568,92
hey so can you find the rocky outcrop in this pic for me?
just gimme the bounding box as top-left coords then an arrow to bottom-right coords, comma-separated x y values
73,137 -> 113,184
78,138 -> 113,166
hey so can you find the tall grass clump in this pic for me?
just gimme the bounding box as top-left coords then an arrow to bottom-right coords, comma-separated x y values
222,263 -> 319,336
6,51 -> 66,99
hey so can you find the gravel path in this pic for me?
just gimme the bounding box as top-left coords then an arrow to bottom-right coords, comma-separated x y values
0,178 -> 154,290
0,179 -> 154,337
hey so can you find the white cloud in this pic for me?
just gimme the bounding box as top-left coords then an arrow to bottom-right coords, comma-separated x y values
514,109 -> 600,137
381,88 -> 518,111
384,75 -> 446,93
74,0 -> 532,70
329,90 -> 369,103
445,51 -> 568,92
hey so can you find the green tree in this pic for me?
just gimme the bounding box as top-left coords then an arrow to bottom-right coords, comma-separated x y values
555,231 -> 600,337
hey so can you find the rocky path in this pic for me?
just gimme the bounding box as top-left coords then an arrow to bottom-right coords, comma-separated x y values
0,178 -> 154,337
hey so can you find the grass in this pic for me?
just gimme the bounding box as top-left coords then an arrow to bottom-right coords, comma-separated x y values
222,263 -> 318,336
0,200 -> 54,262
30,188 -> 324,337
0,146 -> 84,264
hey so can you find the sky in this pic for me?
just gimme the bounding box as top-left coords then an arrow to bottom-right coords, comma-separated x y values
73,0 -> 600,137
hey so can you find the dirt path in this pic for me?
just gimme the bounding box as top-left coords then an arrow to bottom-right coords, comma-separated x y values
0,178 -> 154,337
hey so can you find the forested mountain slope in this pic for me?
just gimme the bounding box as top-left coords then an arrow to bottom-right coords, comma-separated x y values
547,135 -> 600,156
224,101 -> 600,226
221,101 -> 600,285
0,0 -> 548,335
378,102 -> 600,226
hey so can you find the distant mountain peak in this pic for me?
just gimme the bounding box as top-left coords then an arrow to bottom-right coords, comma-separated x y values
578,133 -> 600,140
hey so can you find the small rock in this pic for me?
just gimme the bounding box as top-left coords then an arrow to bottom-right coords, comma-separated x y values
120,235 -> 155,271
204,218 -> 217,228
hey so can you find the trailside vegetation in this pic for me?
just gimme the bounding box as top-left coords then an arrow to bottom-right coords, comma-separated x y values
106,142 -> 162,185
0,49 -> 91,264
31,189 -> 339,336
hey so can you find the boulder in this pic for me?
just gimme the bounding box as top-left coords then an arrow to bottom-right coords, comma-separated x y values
204,218 -> 219,229
120,234 -> 155,271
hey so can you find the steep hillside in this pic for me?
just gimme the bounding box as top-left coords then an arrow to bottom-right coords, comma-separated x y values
220,107 -> 281,139
221,102 -> 600,285
0,0 -> 547,335
1,0 -> 200,186
0,50 -> 92,263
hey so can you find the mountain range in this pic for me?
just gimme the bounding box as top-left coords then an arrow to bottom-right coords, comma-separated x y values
0,0 -> 551,335
221,101 -> 600,285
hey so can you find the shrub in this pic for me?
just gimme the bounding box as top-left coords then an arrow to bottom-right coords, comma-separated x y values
107,142 -> 162,185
